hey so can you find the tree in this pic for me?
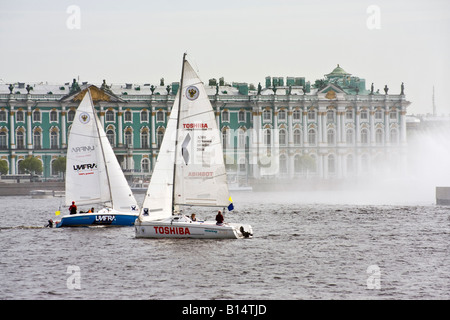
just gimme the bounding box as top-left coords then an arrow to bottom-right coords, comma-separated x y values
52,156 -> 66,180
0,159 -> 8,175
19,156 -> 43,178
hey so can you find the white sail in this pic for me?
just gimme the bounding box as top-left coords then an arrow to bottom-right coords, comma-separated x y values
96,113 -> 139,212
174,60 -> 230,207
66,91 -> 109,206
140,92 -> 180,221
139,56 -> 229,222
65,89 -> 138,212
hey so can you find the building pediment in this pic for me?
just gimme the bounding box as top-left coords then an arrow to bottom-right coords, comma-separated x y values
60,84 -> 125,103
317,84 -> 346,100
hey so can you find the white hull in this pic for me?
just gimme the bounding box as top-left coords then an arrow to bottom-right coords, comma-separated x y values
135,216 -> 253,239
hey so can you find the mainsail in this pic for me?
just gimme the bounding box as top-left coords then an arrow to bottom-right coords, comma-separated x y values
140,56 -> 230,221
65,89 -> 138,212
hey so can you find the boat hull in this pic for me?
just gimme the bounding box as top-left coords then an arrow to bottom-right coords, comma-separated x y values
56,212 -> 138,228
135,218 -> 253,239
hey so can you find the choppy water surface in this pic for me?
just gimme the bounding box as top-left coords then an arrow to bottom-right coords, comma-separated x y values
0,191 -> 449,299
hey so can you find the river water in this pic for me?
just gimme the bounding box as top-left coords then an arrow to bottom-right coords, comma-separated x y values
0,190 -> 449,300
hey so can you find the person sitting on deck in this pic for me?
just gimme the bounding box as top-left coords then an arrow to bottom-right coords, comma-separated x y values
215,211 -> 224,225
69,201 -> 77,215
88,207 -> 94,213
191,213 -> 197,222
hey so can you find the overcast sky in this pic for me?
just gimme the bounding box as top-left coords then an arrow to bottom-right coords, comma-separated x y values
1,0 -> 449,114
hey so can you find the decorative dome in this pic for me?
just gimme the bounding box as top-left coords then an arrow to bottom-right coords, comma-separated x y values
325,64 -> 351,78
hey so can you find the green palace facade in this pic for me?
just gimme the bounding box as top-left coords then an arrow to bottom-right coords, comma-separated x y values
0,65 -> 410,183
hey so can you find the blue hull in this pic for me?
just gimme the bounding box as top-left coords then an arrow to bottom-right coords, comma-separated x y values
56,213 -> 137,228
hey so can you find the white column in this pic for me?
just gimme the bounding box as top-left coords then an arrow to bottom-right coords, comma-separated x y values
370,107 -> 375,144
9,109 -> 15,149
26,106 -> 32,149
61,104 -> 67,148
317,111 -> 323,144
384,109 -> 390,144
356,109 -> 361,145
302,109 -> 308,146
151,106 -> 156,148
117,105 -> 123,147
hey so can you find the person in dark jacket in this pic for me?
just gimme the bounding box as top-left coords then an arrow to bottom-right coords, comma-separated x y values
215,211 -> 224,225
69,201 -> 77,215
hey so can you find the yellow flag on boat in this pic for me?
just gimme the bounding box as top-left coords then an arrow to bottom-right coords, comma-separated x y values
227,196 -> 234,211
55,210 -> 61,216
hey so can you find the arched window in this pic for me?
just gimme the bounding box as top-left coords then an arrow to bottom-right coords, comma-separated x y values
33,110 -> 41,122
308,108 -> 316,121
50,131 -> 58,148
50,110 -> 58,122
68,110 -> 75,122
346,129 -> 354,144
294,129 -> 301,146
327,110 -> 335,122
156,110 -> 164,122
141,110 -> 148,122
16,131 -> 24,149
16,110 -> 24,122
141,158 -> 150,173
263,109 -> 271,122
106,110 -> 114,122
327,129 -> 335,145
33,130 -> 41,149
279,129 -> 286,146
375,128 -> 383,144
106,129 -> 115,146
124,130 -> 133,146
361,128 -> 369,144
141,129 -> 149,148
124,110 -> 132,122
390,128 -> 399,144
0,131 -> 7,149
308,129 -> 316,145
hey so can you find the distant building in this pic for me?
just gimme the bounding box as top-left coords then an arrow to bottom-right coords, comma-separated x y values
0,65 -> 410,182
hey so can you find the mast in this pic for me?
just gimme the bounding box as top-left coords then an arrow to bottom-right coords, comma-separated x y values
89,88 -> 114,208
171,53 -> 187,214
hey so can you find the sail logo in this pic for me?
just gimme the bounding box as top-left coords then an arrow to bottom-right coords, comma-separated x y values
183,123 -> 208,129
71,145 -> 95,153
79,112 -> 90,124
186,86 -> 199,100
153,226 -> 191,235
73,163 -> 97,171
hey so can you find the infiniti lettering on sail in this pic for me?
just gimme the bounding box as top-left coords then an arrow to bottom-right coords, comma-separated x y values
71,146 -> 95,153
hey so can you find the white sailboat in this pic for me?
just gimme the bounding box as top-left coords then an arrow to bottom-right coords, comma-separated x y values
56,88 -> 139,227
135,54 -> 253,239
